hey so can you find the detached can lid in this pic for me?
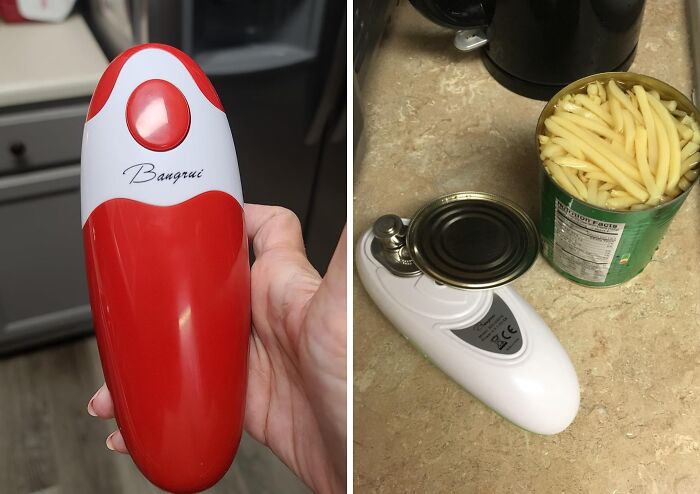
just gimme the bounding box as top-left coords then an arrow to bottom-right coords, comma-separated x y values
406,192 -> 539,289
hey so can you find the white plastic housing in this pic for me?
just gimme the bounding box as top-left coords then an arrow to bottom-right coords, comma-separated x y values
81,47 -> 243,226
356,225 -> 580,435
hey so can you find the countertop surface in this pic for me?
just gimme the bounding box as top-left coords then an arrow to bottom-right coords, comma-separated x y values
0,14 -> 108,107
353,1 -> 700,492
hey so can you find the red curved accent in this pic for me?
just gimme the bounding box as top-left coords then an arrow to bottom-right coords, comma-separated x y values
87,43 -> 224,121
0,0 -> 25,22
83,191 -> 249,493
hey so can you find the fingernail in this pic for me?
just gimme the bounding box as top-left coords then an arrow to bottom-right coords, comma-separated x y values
106,431 -> 117,451
88,390 -> 100,417
87,389 -> 100,417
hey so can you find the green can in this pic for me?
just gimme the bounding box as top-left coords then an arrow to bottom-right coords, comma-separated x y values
536,72 -> 699,287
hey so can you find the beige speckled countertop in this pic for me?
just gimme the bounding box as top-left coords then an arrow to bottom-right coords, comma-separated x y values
353,1 -> 700,492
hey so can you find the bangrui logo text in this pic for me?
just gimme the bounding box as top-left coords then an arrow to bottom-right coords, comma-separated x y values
123,163 -> 204,185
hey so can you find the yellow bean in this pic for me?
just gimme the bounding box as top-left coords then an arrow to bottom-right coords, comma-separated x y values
587,171 -> 618,184
672,109 -> 687,118
573,94 -> 614,126
680,151 -> 700,175
634,127 -> 661,202
661,99 -> 677,112
549,115 -> 642,181
551,136 -> 585,160
540,143 -> 566,159
596,81 -> 607,102
608,80 -> 644,124
674,119 -> 694,141
588,178 -> 599,205
545,159 -> 581,199
632,85 -> 658,171
607,196 -> 640,210
598,181 -> 617,190
681,141 -> 700,161
553,156 -> 601,172
610,98 -> 624,133
650,107 -> 670,195
610,189 -> 632,198
544,117 -> 648,201
647,94 -> 681,193
587,83 -> 598,97
562,166 -> 588,199
622,110 -> 636,156
572,107 -> 607,125
558,100 -> 581,113
608,138 -> 635,165
557,111 -> 624,144
666,185 -> 682,198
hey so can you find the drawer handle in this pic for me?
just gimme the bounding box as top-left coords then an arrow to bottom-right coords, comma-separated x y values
9,142 -> 26,157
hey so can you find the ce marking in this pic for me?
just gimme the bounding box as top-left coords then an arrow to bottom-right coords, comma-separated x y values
500,324 -> 518,340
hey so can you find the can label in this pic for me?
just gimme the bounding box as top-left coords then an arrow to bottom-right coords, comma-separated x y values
553,200 -> 625,282
540,171 -> 690,286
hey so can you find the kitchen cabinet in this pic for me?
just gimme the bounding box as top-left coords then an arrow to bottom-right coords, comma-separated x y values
0,164 -> 92,354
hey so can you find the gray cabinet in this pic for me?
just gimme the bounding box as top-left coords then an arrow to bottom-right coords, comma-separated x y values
0,165 -> 92,354
0,100 -> 92,355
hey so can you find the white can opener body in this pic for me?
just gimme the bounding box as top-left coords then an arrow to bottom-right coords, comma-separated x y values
357,225 -> 580,435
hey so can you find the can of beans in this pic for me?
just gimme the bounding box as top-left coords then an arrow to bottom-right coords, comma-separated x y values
536,72 -> 700,286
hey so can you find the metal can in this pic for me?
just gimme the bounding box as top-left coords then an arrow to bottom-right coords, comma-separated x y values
536,72 -> 700,287
406,191 -> 540,289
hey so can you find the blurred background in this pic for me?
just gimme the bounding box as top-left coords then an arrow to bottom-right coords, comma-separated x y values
0,0 -> 345,492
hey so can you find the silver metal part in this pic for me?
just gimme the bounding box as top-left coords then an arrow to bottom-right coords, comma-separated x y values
373,214 -> 404,249
453,28 -> 489,52
370,215 -> 421,277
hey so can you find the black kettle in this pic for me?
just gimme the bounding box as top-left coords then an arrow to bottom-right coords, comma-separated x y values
409,0 -> 646,100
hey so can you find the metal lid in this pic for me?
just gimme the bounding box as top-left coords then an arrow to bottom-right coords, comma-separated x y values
406,192 -> 539,289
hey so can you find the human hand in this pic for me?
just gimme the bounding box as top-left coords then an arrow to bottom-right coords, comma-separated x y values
88,204 -> 347,494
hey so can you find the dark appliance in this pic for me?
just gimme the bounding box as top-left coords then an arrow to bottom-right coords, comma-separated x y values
409,0 -> 646,100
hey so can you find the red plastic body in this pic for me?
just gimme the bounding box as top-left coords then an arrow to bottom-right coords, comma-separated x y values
83,191 -> 250,493
0,0 -> 25,22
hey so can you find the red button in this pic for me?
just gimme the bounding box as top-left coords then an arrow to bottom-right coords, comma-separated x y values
126,79 -> 191,151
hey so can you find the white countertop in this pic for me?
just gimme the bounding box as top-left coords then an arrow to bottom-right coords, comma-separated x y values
0,14 -> 109,107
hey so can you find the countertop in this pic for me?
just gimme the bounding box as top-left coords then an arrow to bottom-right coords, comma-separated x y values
353,1 -> 700,492
0,14 -> 108,107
